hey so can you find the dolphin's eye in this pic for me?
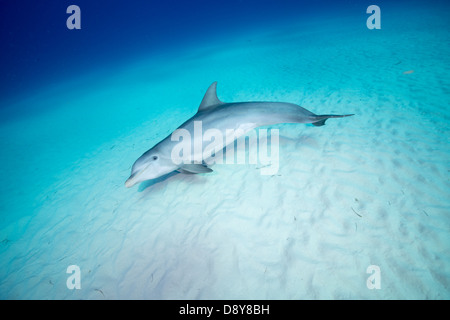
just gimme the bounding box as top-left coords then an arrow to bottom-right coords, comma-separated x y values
152,156 -> 158,160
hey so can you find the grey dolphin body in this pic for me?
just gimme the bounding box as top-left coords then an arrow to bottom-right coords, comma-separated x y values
125,82 -> 353,187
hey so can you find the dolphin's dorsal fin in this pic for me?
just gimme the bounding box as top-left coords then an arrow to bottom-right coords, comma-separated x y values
198,82 -> 223,111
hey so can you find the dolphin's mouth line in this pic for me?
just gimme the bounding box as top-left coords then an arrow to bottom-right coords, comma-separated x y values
125,164 -> 151,187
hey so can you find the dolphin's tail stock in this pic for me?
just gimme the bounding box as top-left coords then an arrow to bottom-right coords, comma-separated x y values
311,114 -> 354,127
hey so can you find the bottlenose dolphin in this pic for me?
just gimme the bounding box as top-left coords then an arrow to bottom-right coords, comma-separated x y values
125,82 -> 353,188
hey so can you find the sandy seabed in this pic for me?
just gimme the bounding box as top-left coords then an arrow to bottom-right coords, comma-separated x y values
0,6 -> 449,299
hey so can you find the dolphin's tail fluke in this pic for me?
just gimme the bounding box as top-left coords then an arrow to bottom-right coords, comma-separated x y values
312,114 -> 354,126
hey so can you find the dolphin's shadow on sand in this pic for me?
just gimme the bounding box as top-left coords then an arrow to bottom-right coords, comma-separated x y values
138,171 -> 179,192
137,170 -> 212,192
136,129 -> 322,193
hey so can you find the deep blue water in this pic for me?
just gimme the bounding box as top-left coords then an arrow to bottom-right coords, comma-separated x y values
2,0 -> 438,106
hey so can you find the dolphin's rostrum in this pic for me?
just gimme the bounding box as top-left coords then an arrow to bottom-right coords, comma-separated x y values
125,82 -> 354,188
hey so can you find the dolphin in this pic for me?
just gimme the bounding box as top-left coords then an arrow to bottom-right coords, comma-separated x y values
125,82 -> 353,188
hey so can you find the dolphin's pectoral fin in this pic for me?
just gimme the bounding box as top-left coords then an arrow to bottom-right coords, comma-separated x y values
312,119 -> 327,126
179,164 -> 213,174
177,168 -> 197,174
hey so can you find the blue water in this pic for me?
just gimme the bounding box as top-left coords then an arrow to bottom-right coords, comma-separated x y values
0,0 -> 449,299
